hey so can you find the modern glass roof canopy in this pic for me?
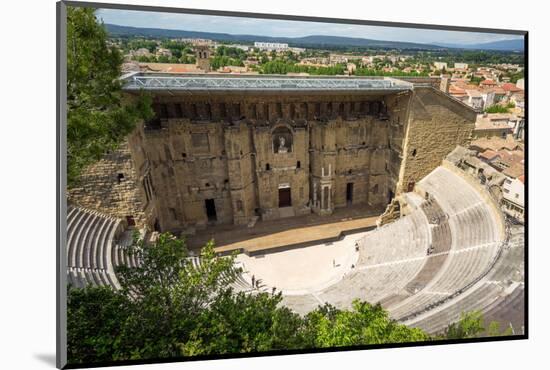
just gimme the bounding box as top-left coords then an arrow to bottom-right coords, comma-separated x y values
120,72 -> 415,92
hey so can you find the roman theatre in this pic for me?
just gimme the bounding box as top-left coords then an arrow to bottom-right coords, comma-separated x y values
66,73 -> 524,334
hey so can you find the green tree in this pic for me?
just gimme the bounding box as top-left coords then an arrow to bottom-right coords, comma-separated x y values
69,234 -> 229,362
487,321 -> 514,337
66,7 -> 153,186
470,76 -> 485,85
157,55 -> 170,63
445,311 -> 485,339
302,301 -> 428,347
443,310 -> 514,339
485,104 -> 511,113
67,286 -> 131,363
67,231 -> 432,365
181,289 -> 305,355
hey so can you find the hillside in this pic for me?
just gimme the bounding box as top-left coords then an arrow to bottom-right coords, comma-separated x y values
105,23 -> 444,50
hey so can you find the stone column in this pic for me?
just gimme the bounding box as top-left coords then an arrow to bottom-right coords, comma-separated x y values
328,185 -> 332,210
321,186 -> 325,210
313,181 -> 317,207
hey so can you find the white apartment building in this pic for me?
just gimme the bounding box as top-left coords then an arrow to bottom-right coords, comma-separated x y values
501,176 -> 524,222
254,42 -> 289,51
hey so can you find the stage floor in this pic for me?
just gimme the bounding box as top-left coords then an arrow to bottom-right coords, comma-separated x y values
186,204 -> 381,255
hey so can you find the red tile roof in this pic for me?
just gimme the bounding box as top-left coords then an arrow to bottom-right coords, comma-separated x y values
140,63 -> 201,73
449,86 -> 467,95
481,79 -> 497,86
501,83 -> 522,92
479,149 -> 499,161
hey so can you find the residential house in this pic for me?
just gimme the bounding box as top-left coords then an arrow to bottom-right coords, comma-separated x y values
501,176 -> 524,223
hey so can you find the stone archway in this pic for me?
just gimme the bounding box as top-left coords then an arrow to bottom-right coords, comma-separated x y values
272,126 -> 293,153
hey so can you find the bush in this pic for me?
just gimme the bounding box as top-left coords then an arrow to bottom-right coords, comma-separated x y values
484,105 -> 511,113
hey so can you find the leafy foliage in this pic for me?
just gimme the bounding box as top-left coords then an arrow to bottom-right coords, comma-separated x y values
260,60 -> 345,75
302,302 -> 429,347
215,45 -> 247,59
68,231 -> 512,364
211,55 -> 245,70
355,68 -> 428,77
503,70 -> 524,84
67,232 -> 431,365
67,286 -> 131,363
66,7 -> 153,186
470,76 -> 485,85
484,104 -> 514,113
442,311 -> 514,339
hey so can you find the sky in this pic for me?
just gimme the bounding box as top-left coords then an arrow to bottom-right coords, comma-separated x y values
96,8 -> 523,46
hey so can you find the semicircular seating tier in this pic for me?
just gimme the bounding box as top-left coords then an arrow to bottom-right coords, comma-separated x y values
66,164 -> 522,334
66,206 -> 124,289
403,223 -> 524,335
66,206 -> 254,292
280,165 -> 519,335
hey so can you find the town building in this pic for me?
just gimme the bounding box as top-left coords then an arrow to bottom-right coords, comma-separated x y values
465,89 -> 484,110
447,146 -> 524,224
131,47 -> 151,58
473,114 -> 514,139
501,176 -> 525,222
433,62 -> 448,70
155,48 -> 172,58
516,78 -> 525,90
180,38 -> 214,46
254,42 -> 289,51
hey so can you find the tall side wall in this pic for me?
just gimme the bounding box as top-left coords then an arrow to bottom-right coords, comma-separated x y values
67,124 -> 155,228
397,87 -> 476,194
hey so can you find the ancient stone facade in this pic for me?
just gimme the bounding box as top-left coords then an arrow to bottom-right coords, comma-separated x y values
67,126 -> 156,228
397,87 -> 476,194
68,78 -> 476,234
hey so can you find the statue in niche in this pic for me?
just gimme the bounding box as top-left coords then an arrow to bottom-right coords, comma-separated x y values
278,136 -> 288,153
272,126 -> 292,153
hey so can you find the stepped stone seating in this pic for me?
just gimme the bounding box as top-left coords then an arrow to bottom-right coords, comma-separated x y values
357,209 -> 429,266
66,206 -> 122,289
404,199 -> 452,294
384,168 -> 503,319
404,225 -> 524,335
418,167 -> 482,216
378,293 -> 411,308
277,166 -> 508,320
404,254 -> 447,295
409,282 -> 504,334
318,258 -> 426,310
421,200 -> 452,253
488,243 -> 524,282
67,207 -> 254,292
304,256 -> 424,314
427,247 -> 494,294
280,294 -> 322,315
273,257 -> 427,316
113,231 -> 142,270
482,284 -> 524,334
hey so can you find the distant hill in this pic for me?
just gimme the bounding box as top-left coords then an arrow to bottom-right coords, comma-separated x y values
105,24 -> 445,50
436,38 -> 524,51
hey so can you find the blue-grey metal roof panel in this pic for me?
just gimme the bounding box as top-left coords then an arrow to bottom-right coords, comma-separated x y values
121,73 -> 414,92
